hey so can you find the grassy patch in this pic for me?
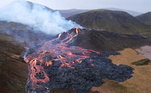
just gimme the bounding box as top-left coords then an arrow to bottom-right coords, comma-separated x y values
132,59 -> 151,66
100,80 -> 134,93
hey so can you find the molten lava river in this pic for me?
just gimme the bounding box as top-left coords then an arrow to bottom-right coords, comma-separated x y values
24,28 -> 133,93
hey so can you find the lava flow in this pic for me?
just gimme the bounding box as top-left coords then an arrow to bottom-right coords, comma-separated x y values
24,27 -> 133,93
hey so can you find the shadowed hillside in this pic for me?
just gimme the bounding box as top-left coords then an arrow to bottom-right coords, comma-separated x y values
0,21 -> 52,46
69,29 -> 151,51
0,34 -> 28,93
68,9 -> 151,36
136,12 -> 151,26
0,21 -> 52,93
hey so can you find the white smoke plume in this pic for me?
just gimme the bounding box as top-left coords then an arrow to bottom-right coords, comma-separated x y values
0,0 -> 81,35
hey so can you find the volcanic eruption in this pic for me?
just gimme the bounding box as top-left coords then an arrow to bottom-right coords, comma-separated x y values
0,1 -> 134,93
24,27 -> 133,93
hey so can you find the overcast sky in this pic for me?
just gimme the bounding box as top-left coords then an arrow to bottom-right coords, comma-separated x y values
0,0 -> 151,13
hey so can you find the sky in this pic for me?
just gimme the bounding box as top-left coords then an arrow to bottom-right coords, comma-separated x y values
0,0 -> 151,13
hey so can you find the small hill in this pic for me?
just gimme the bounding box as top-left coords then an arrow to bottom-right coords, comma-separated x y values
68,9 -> 151,36
68,29 -> 151,51
136,12 -> 151,26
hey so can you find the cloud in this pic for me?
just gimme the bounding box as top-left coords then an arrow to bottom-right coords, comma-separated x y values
0,0 -> 81,35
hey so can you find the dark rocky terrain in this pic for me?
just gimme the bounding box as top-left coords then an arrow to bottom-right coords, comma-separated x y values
25,28 -> 133,93
69,29 -> 151,51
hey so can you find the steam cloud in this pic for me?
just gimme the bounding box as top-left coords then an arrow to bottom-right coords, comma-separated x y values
0,0 -> 81,35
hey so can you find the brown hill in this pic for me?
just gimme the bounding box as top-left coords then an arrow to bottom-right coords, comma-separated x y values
0,34 -> 28,93
68,9 -> 151,36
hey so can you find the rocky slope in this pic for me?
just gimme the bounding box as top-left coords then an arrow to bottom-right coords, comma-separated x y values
68,9 -> 151,36
0,21 -> 52,46
0,34 -> 28,93
0,21 -> 52,93
69,29 -> 151,51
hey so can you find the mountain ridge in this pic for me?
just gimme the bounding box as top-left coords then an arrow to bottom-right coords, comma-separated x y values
136,12 -> 151,26
68,9 -> 151,36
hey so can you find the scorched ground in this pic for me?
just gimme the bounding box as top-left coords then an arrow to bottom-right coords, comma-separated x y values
24,28 -> 133,93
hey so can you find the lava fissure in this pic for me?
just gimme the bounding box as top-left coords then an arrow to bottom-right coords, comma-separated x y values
24,28 -> 133,93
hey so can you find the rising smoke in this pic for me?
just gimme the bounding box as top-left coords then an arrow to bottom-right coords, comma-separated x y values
0,0 -> 81,35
